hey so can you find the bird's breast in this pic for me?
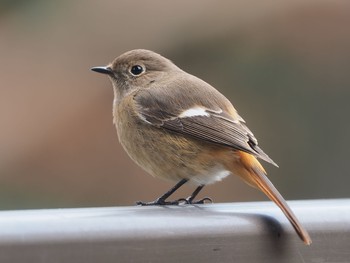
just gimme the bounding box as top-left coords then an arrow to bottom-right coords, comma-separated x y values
113,95 -> 236,185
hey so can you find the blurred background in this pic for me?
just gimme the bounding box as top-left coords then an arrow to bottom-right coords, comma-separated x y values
0,0 -> 349,209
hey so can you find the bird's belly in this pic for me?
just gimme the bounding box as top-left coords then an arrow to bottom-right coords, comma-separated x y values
117,121 -> 231,185
189,164 -> 230,185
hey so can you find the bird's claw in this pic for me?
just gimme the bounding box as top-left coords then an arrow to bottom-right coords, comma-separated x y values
136,197 -> 213,206
178,196 -> 213,205
136,198 -> 180,206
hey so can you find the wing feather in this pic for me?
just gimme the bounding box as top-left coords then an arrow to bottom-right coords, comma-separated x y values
134,87 -> 277,167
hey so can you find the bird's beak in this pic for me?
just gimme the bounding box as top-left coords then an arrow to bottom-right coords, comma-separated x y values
91,66 -> 113,75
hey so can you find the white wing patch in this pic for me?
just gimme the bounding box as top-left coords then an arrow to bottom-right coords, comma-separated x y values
137,112 -> 152,124
179,106 -> 210,118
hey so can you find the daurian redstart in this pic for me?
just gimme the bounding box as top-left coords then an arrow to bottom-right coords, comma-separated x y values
91,49 -> 311,245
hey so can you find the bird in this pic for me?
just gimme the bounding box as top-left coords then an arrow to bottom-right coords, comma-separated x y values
91,49 -> 311,245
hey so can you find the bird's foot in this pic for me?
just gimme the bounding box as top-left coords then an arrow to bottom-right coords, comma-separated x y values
136,196 -> 213,206
179,197 -> 213,205
136,198 -> 181,206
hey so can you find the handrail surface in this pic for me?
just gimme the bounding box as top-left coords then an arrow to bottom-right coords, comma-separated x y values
0,199 -> 349,263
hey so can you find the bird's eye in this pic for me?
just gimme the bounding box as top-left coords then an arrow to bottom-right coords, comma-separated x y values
130,65 -> 144,76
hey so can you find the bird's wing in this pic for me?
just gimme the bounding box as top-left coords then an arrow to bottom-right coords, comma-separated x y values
133,87 -> 277,167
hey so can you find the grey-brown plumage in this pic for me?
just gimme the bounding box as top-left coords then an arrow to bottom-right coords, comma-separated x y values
91,49 -> 311,245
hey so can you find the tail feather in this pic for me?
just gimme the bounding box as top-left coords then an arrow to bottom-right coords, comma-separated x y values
236,151 -> 312,245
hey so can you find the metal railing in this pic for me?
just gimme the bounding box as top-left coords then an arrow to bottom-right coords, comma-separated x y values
0,199 -> 349,263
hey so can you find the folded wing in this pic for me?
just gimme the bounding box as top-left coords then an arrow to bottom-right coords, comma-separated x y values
134,90 -> 277,167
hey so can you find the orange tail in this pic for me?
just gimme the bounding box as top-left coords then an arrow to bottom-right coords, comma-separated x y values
233,151 -> 312,245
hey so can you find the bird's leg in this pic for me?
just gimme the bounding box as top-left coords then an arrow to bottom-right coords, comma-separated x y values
182,185 -> 213,204
136,178 -> 188,206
